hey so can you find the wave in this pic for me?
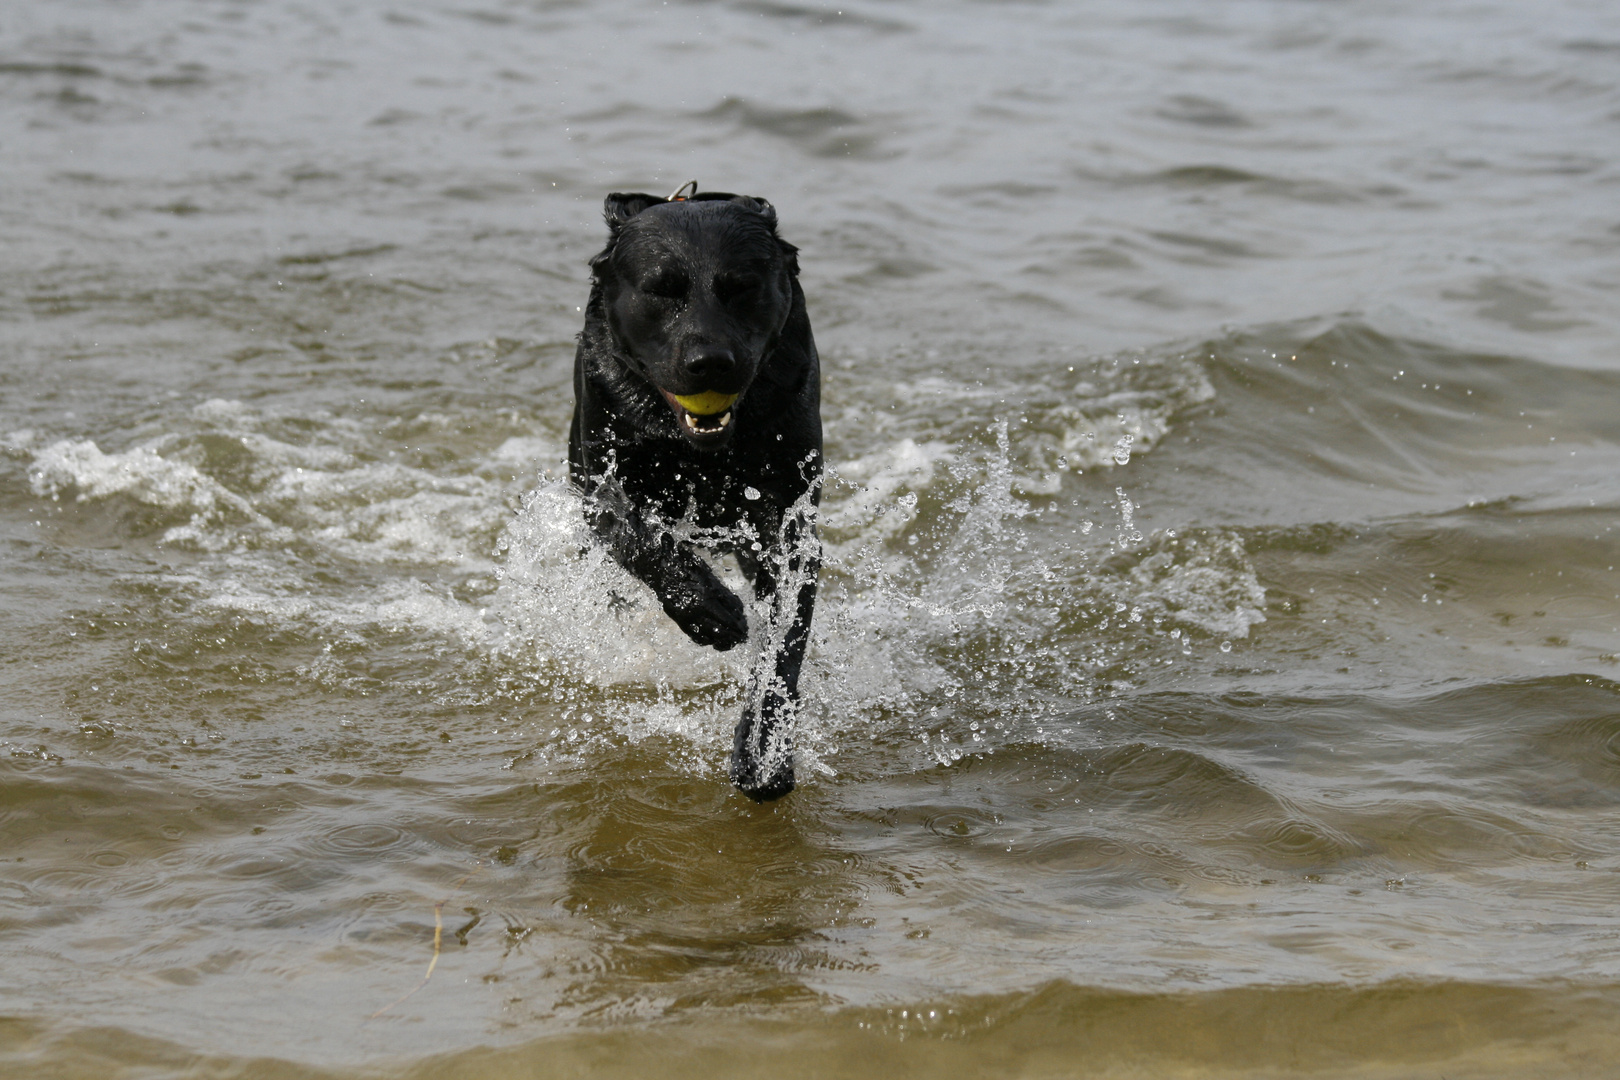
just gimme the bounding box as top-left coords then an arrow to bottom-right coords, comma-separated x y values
14,319 -> 1618,784
3,978 -> 1616,1078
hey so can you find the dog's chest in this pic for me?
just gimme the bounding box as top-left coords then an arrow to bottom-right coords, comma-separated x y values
621,451 -> 782,537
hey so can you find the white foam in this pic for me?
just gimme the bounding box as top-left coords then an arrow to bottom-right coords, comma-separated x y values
29,399 -> 559,571
822,437 -> 949,550
1046,362 -> 1216,474
1122,530 -> 1269,639
2,429 -> 36,455
30,438 -> 268,524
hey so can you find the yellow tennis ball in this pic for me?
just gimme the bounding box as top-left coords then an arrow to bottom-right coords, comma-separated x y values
673,391 -> 739,416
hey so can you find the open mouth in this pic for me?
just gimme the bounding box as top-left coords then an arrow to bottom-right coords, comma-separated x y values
660,390 -> 739,437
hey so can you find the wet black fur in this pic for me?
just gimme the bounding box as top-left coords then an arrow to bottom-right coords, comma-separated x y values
568,190 -> 821,801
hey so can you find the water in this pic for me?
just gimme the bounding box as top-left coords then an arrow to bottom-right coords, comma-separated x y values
4,0 -> 1620,1075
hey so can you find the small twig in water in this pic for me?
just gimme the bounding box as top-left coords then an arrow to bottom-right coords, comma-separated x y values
367,865 -> 481,1021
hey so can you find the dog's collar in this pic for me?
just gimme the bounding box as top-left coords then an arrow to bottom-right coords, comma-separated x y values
666,180 -> 698,202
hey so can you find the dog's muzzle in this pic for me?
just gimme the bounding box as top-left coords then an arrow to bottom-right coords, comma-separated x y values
661,389 -> 739,437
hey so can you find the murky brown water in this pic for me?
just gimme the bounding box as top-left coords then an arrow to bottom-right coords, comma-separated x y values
4,1 -> 1620,1076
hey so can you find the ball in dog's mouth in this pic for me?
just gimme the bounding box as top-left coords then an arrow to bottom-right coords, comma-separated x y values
661,390 -> 739,438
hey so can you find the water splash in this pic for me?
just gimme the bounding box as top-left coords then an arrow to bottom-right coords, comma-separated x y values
490,420 -> 1115,775
20,355 -> 1254,781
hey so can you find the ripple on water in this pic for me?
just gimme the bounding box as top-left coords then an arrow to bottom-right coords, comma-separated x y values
1540,710 -> 1620,788
922,808 -> 999,840
1244,816 -> 1362,866
1088,743 -> 1276,818
1025,833 -> 1130,872
1359,801 -> 1576,872
699,98 -> 893,159
24,868 -> 113,899
313,823 -> 410,857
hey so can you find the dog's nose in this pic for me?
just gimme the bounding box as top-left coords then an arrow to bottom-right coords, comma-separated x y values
683,347 -> 736,381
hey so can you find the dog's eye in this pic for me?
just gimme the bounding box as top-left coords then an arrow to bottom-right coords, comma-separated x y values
713,274 -> 762,305
641,272 -> 688,300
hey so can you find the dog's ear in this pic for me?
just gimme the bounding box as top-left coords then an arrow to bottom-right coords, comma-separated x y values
737,195 -> 777,228
602,192 -> 665,235
691,191 -> 778,228
592,192 -> 664,281
731,197 -> 795,273
777,236 -> 799,277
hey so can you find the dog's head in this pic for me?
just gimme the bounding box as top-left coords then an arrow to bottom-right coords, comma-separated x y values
589,190 -> 799,450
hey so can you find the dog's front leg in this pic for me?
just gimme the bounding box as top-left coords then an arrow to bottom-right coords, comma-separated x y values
731,513 -> 819,801
584,482 -> 749,651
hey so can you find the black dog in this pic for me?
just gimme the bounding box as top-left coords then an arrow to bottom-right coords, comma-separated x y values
568,184 -> 821,801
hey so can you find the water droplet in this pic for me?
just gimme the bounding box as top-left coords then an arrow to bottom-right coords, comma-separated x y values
1220,641 -> 1232,653
1112,433 -> 1134,466
743,486 -> 761,501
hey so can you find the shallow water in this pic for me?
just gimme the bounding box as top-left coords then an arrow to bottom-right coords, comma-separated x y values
3,0 -> 1620,1076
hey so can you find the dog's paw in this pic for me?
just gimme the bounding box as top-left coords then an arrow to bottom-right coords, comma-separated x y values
730,752 -> 795,802
731,701 -> 795,801
662,576 -> 749,651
